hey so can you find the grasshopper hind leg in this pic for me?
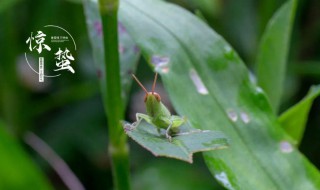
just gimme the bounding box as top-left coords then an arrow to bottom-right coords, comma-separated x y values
166,115 -> 186,140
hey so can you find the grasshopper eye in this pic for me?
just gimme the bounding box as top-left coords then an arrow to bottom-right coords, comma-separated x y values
154,93 -> 161,102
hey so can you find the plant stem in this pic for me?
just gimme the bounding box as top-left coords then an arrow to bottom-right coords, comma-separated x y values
98,0 -> 130,189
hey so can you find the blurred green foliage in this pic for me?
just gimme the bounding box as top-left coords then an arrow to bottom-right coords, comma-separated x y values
0,0 -> 319,189
0,121 -> 52,190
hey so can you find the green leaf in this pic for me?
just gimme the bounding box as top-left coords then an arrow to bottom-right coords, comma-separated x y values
256,0 -> 298,113
83,0 -> 140,104
132,160 -> 225,190
119,0 -> 320,189
279,85 -> 320,145
0,121 -> 52,190
0,0 -> 21,13
123,120 -> 228,163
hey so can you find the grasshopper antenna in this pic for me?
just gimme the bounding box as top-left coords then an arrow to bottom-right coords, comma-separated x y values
152,73 -> 158,94
132,74 -> 148,94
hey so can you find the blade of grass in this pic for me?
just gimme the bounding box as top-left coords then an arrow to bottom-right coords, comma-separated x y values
279,85 -> 320,145
256,0 -> 298,113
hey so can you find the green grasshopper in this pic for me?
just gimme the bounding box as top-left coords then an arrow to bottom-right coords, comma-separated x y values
131,73 -> 186,141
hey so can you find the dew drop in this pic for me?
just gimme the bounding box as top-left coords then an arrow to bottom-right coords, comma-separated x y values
215,172 -> 234,190
240,112 -> 250,124
224,45 -> 232,53
249,71 -> 257,84
256,87 -> 264,94
280,141 -> 293,153
224,45 -> 234,59
151,55 -> 170,73
189,69 -> 209,95
227,109 -> 238,122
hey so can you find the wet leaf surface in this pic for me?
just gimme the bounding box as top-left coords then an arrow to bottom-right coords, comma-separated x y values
119,0 -> 320,189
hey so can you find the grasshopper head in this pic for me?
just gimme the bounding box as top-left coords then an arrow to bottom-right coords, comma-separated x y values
144,92 -> 162,117
132,73 -> 161,103
132,73 -> 170,117
144,92 -> 161,102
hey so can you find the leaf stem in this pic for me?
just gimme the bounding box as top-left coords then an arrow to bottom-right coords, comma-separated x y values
98,0 -> 130,189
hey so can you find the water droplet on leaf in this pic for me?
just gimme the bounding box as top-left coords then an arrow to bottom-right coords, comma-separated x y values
280,141 -> 293,153
240,112 -> 250,124
215,172 -> 234,190
224,45 -> 234,59
256,87 -> 264,94
227,109 -> 238,122
249,71 -> 257,84
189,69 -> 209,95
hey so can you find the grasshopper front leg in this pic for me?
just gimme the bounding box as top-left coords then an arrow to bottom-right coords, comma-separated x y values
135,113 -> 153,126
126,113 -> 153,131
